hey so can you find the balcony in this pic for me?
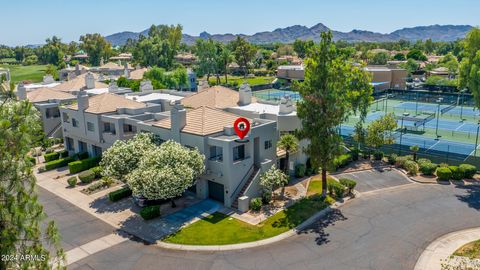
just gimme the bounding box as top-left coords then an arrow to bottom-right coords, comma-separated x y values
102,131 -> 118,144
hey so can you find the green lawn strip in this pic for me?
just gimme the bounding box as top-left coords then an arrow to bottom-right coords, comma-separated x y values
0,64 -> 48,83
207,75 -> 274,86
163,195 -> 333,245
454,239 -> 480,259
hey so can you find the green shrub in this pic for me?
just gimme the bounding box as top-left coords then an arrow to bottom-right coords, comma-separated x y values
261,191 -> 272,204
436,167 -> 452,181
295,164 -> 306,178
350,149 -> 359,161
67,176 -> 77,187
387,154 -> 398,165
68,156 -> 101,174
27,156 -> 36,165
44,156 -> 75,171
395,156 -> 408,168
75,152 -> 89,160
404,160 -> 418,176
91,166 -> 103,179
327,178 -> 345,198
459,164 -> 477,179
108,187 -> 132,202
404,155 -> 414,161
250,197 -> 263,211
373,151 -> 384,161
419,162 -> 437,176
78,170 -> 95,184
448,166 -> 464,180
44,152 -> 60,162
362,150 -> 371,159
59,150 -> 69,158
417,158 -> 431,166
339,178 -> 356,194
331,154 -> 351,171
140,205 -> 161,220
439,163 -> 449,168
83,177 -> 114,194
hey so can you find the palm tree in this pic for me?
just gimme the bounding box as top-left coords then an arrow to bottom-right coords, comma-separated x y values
277,134 -> 299,176
410,145 -> 420,161
219,48 -> 233,84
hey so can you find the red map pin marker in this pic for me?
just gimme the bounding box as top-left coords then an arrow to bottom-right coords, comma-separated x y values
234,117 -> 250,140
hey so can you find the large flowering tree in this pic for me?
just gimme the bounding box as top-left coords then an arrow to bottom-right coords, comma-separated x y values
260,165 -> 289,200
100,132 -> 154,182
126,140 -> 205,206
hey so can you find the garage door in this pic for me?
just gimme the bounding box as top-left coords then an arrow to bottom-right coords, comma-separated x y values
208,181 -> 224,203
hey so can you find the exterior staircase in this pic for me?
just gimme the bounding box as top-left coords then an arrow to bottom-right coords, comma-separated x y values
47,122 -> 62,138
231,166 -> 260,209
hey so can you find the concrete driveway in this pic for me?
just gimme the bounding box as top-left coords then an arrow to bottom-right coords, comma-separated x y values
336,168 -> 412,193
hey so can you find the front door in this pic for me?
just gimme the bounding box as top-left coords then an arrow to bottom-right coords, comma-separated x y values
208,181 -> 224,203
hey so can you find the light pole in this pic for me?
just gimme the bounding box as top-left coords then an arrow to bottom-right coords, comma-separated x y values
460,89 -> 467,122
435,98 -> 443,139
398,112 -> 409,154
475,120 -> 480,157
385,89 -> 389,114
415,91 -> 419,115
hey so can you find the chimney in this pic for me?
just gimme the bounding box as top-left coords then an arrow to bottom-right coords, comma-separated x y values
238,82 -> 252,106
140,80 -> 153,92
16,83 -> 27,100
43,74 -> 54,84
77,90 -> 89,111
85,72 -> 95,89
108,81 -> 118,93
170,100 -> 186,142
75,63 -> 80,75
279,95 -> 294,114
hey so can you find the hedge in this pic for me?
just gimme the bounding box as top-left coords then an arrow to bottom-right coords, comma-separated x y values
67,176 -> 77,187
59,150 -> 69,158
75,152 -> 89,160
420,162 -> 437,176
459,164 -> 477,179
108,187 -> 132,202
448,166 -> 464,180
339,178 -> 356,194
68,156 -> 101,174
78,170 -> 95,184
295,164 -> 306,178
250,197 -> 262,211
140,205 -> 161,220
436,167 -> 452,181
44,152 -> 60,162
44,156 -> 75,171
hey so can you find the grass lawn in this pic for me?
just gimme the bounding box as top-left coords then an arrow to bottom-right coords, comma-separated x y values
0,64 -> 48,83
307,176 -> 338,196
163,195 -> 334,245
207,75 -> 274,86
454,239 -> 480,259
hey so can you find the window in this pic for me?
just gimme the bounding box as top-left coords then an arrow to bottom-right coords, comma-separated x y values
72,118 -> 78,127
264,140 -> 272,150
50,107 -> 60,118
233,145 -> 245,162
123,124 -> 134,133
209,146 -> 223,162
65,137 -> 74,151
103,122 -> 116,134
62,112 -> 70,123
87,122 -> 95,132
92,145 -> 102,156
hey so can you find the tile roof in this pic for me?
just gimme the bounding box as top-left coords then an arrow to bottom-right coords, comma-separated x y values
26,88 -> 75,103
181,85 -> 256,109
52,73 -> 108,92
99,62 -> 133,70
129,68 -> 148,80
152,106 -> 251,136
66,92 -> 146,114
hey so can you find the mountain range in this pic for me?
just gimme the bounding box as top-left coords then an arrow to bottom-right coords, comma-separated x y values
105,23 -> 473,46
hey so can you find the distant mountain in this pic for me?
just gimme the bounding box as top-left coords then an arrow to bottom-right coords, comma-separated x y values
105,23 -> 473,46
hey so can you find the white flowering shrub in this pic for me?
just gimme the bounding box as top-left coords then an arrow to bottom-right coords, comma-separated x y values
260,165 -> 289,192
100,133 -> 155,182
126,140 -> 205,200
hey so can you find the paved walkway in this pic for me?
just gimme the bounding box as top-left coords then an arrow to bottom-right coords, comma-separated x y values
415,227 -> 480,270
66,233 -> 128,265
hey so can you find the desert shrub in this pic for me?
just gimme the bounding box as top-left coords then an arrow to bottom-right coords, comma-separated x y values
78,170 -> 95,184
404,155 -> 414,161
419,162 -> 437,176
448,166 -> 464,180
404,160 -> 418,176
459,164 -> 477,179
140,205 -> 160,220
439,163 -> 449,168
83,177 -> 114,194
44,152 -> 60,162
327,178 -> 346,198
417,158 -> 431,167
108,187 -> 132,202
261,191 -> 272,204
395,156 -> 408,168
250,197 -> 262,211
295,164 -> 306,178
91,166 -> 103,179
373,151 -> 384,161
67,176 -> 77,187
387,154 -> 398,165
436,167 -> 452,181
339,178 -> 356,194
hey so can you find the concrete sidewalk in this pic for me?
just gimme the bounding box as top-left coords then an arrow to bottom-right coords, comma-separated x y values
415,227 -> 480,270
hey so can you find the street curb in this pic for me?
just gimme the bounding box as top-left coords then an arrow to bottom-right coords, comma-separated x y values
156,193 -> 356,251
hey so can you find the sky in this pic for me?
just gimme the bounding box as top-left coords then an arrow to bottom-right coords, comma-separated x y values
1,0 -> 479,46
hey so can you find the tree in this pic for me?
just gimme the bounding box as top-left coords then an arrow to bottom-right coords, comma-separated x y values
365,113 -> 397,150
407,49 -> 427,61
37,36 -> 66,66
352,121 -> 367,150
218,46 -> 233,84
370,52 -> 390,65
45,64 -> 58,80
293,39 -> 314,58
460,27 -> 480,107
195,38 -> 217,81
231,37 -> 256,77
295,31 -> 372,196
126,140 -> 205,207
410,145 -> 420,161
259,165 -> 289,201
425,38 -> 436,54
79,33 -> 112,66
276,44 -> 295,56
393,53 -> 406,61
0,96 -> 65,269
100,133 -> 155,182
277,134 -> 299,176
401,59 -> 420,76
438,52 -> 459,78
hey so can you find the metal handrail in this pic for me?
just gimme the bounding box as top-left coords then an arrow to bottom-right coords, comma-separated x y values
230,165 -> 254,199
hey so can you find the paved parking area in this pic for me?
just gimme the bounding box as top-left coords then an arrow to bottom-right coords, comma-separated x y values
336,168 -> 412,193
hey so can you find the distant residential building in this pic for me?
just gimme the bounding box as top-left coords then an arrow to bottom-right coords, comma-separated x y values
276,65 -> 305,80
174,53 -> 196,65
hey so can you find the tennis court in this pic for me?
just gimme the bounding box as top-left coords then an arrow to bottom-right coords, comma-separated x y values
423,119 -> 478,133
253,89 -> 301,101
394,101 -> 479,117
